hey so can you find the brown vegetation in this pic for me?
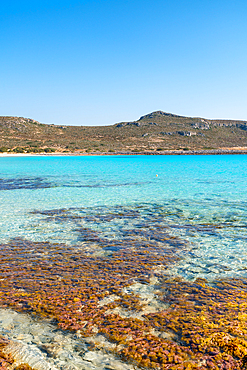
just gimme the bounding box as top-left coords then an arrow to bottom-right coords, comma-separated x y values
0,111 -> 246,154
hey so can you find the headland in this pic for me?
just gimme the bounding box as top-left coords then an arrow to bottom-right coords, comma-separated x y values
0,111 -> 247,154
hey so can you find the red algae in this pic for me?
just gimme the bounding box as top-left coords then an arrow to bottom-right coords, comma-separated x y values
0,338 -> 13,369
0,238 -> 247,368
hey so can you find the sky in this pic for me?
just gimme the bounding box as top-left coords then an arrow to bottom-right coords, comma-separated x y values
1,0 -> 247,126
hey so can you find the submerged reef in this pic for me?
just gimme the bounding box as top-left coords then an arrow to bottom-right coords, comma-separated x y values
0,206 -> 247,369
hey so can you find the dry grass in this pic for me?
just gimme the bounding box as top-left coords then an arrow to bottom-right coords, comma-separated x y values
0,111 -> 246,153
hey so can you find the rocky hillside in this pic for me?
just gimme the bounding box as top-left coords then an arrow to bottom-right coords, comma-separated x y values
0,111 -> 247,153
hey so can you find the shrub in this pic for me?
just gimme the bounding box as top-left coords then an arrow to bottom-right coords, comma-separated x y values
44,148 -> 56,153
13,147 -> 25,153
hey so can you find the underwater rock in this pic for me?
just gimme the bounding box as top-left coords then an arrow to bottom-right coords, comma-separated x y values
2,339 -> 58,370
83,351 -> 134,370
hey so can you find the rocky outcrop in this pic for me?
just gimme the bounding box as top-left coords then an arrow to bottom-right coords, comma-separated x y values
0,117 -> 40,131
236,123 -> 247,131
191,121 -> 210,129
160,131 -> 197,136
117,121 -> 157,128
139,111 -> 183,120
177,131 -> 197,136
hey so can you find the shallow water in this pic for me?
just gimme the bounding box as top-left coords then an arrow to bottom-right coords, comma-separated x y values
0,155 -> 246,369
0,155 -> 246,280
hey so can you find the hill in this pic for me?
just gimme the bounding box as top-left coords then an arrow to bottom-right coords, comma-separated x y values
0,111 -> 247,154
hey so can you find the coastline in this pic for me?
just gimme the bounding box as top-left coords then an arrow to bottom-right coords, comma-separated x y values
0,147 -> 247,156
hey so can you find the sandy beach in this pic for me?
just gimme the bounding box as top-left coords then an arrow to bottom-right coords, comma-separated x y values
0,147 -> 247,157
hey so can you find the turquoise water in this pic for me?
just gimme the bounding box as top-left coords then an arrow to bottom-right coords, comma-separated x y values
0,155 -> 246,280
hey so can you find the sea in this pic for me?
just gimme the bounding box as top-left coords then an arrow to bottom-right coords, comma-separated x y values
0,154 -> 246,369
1,154 -> 246,280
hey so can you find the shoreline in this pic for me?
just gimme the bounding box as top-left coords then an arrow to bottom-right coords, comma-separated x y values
0,148 -> 247,156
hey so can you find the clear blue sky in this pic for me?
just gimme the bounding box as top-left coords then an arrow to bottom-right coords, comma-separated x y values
1,0 -> 247,126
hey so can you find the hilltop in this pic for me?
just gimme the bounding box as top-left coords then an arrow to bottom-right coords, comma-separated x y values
0,111 -> 247,154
